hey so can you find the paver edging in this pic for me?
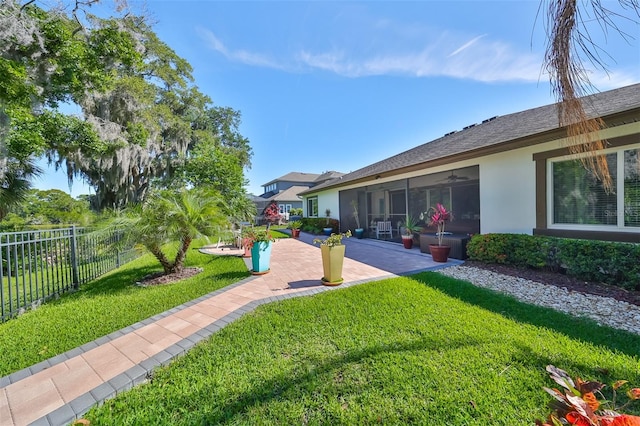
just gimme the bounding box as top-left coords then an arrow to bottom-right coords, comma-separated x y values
26,273 -> 397,425
0,274 -> 260,387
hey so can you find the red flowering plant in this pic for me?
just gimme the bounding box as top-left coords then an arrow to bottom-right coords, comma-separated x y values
262,202 -> 282,230
419,203 -> 453,246
536,365 -> 640,426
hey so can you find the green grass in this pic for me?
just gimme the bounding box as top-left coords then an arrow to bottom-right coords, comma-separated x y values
83,273 -> 640,425
0,240 -> 250,376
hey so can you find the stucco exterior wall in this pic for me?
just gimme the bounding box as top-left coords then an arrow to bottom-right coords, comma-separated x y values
477,147 -> 541,235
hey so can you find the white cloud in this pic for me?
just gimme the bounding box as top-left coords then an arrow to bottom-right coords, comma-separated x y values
196,23 -> 638,86
197,27 -> 287,71
448,34 -> 487,57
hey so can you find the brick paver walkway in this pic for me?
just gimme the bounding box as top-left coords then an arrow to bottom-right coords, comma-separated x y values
0,235 -> 459,426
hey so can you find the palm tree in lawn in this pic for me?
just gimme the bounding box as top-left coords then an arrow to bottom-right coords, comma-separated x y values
0,156 -> 41,221
117,188 -> 228,275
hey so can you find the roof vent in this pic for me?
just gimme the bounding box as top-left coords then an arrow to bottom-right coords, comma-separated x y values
444,131 -> 457,137
482,116 -> 498,123
462,123 -> 477,130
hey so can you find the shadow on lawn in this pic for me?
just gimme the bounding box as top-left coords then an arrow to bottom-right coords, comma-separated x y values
58,252 -> 248,299
411,272 -> 640,359
197,335 -> 485,424
191,335 -> 640,424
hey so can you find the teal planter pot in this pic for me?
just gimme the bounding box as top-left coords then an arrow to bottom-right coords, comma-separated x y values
251,241 -> 272,274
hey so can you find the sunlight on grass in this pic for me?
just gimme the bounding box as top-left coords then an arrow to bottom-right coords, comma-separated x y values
84,276 -> 640,425
0,240 -> 249,376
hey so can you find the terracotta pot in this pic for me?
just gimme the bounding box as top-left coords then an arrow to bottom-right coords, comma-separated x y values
429,244 -> 450,262
291,229 -> 301,238
401,235 -> 413,249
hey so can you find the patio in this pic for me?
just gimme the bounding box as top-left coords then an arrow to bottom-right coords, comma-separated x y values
0,233 -> 460,426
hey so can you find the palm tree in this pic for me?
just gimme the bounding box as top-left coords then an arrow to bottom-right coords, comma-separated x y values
0,156 -> 41,221
113,188 -> 228,274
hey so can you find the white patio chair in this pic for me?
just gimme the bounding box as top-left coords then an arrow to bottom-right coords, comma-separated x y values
376,221 -> 393,239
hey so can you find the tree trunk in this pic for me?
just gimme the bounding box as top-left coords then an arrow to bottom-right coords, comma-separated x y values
171,236 -> 192,274
147,244 -> 173,275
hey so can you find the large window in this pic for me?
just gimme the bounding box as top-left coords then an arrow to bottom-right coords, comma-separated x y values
307,197 -> 318,217
550,146 -> 640,229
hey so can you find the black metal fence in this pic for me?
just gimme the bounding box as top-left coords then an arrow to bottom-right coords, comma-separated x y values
0,226 -> 139,322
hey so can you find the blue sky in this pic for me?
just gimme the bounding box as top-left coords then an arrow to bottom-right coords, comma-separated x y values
35,0 -> 640,197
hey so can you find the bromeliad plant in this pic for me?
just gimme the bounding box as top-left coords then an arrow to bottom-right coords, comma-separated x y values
313,230 -> 352,247
242,227 -> 275,250
420,203 -> 453,246
536,365 -> 640,426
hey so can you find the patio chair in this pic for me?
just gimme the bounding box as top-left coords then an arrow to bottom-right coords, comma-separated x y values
376,221 -> 393,239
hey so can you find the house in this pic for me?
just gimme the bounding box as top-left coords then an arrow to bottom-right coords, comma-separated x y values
300,83 -> 640,245
254,171 -> 344,222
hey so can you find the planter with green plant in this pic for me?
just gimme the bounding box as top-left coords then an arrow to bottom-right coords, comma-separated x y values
400,215 -> 422,249
287,220 -> 302,238
313,230 -> 351,285
243,228 -> 275,274
420,203 -> 453,262
351,200 -> 364,238
323,208 -> 333,235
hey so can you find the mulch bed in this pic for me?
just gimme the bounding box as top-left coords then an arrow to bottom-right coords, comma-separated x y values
136,267 -> 204,287
465,260 -> 640,307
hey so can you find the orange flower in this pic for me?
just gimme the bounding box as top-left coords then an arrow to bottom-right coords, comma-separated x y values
629,388 -> 640,400
600,415 -> 640,426
582,392 -> 600,411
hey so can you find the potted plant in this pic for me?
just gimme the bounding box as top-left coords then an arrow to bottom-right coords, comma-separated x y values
313,230 -> 351,286
400,215 -> 421,249
288,220 -> 302,238
323,208 -> 333,235
351,200 -> 364,239
420,203 -> 453,262
240,227 -> 253,258
243,228 -> 275,274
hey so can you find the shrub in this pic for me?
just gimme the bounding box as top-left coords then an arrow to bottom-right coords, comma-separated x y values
300,218 -> 340,234
467,233 -> 640,290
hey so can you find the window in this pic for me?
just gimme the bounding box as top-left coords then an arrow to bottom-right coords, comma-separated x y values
550,146 -> 640,229
624,148 -> 640,227
307,197 -> 318,217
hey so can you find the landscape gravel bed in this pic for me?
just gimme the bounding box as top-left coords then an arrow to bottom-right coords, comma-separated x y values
437,265 -> 640,335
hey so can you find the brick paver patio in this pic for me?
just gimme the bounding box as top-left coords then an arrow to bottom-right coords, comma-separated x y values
0,234 -> 459,425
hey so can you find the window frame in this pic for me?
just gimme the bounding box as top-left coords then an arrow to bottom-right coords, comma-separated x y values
307,197 -> 318,217
546,143 -> 640,232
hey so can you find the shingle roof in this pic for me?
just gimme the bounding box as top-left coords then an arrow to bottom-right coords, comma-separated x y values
315,171 -> 345,182
262,172 -> 321,187
264,185 -> 308,202
303,83 -> 640,194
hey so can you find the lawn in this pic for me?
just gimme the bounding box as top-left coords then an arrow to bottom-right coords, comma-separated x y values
82,273 -> 640,425
0,239 -> 251,377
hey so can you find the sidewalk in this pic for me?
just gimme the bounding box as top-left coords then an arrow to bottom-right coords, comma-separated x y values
0,235 -> 459,426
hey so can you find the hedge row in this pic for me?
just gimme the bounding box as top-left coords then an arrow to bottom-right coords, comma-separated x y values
466,233 -> 640,290
300,218 -> 340,235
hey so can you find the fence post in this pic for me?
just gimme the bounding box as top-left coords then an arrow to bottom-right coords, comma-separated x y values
70,226 -> 80,290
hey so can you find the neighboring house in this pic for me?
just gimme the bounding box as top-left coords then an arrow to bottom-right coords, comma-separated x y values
300,83 -> 640,244
253,171 -> 344,223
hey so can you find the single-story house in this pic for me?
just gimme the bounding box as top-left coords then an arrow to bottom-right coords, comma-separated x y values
300,83 -> 640,244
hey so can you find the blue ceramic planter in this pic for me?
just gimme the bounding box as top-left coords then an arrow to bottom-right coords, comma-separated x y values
251,241 -> 272,274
